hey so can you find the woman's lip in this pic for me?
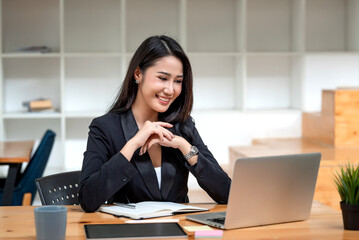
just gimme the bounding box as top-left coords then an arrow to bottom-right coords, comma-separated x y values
157,95 -> 171,104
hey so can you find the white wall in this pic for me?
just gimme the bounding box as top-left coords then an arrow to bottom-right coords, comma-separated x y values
303,55 -> 359,112
189,109 -> 302,190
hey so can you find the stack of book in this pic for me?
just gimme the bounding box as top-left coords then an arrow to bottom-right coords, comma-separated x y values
23,98 -> 54,112
17,46 -> 52,53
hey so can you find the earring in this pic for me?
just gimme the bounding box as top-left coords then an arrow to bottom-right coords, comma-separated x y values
135,79 -> 139,84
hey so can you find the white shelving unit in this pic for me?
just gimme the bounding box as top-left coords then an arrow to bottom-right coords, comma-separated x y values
1,0 -> 359,173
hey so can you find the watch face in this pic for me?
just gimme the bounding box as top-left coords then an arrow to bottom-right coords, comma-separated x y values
184,146 -> 199,160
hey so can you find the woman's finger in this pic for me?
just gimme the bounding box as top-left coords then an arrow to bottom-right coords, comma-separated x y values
140,137 -> 160,155
162,127 -> 175,139
153,129 -> 164,142
147,138 -> 161,150
153,121 -> 173,128
154,126 -> 174,140
152,126 -> 174,140
140,145 -> 146,155
135,121 -> 174,152
152,122 -> 174,138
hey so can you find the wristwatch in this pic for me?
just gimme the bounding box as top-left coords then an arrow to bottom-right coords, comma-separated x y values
184,146 -> 199,160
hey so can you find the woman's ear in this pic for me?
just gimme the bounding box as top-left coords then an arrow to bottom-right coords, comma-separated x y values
134,67 -> 142,83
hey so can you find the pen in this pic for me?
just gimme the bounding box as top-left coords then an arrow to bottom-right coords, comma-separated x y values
114,202 -> 136,209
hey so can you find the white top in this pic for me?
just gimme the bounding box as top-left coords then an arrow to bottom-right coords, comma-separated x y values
154,167 -> 161,190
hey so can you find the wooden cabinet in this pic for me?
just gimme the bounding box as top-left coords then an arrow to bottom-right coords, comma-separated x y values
303,89 -> 359,147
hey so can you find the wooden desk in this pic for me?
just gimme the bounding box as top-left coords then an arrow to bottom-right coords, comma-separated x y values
0,201 -> 358,239
0,141 -> 34,205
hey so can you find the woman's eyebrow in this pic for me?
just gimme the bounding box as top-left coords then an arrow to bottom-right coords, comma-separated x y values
157,71 -> 183,78
157,71 -> 171,76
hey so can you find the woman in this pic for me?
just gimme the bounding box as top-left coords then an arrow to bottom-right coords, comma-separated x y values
79,35 -> 231,212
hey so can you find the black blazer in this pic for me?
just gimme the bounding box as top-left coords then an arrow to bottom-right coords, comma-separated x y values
79,110 -> 231,212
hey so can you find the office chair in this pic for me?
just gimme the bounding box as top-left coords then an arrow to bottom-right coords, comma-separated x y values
0,129 -> 56,206
35,171 -> 81,205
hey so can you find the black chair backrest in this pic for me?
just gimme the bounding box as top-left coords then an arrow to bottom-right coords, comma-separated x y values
35,171 -> 81,205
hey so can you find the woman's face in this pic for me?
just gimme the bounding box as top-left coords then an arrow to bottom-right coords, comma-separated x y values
135,56 -> 183,114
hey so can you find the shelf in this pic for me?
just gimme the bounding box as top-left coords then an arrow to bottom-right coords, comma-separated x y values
2,53 -> 60,58
187,0 -> 237,52
64,111 -> 105,118
306,0 -> 359,52
2,0 -> 59,53
64,57 -> 122,113
64,0 -> 122,53
65,117 -> 93,170
305,51 -> 359,56
246,55 -> 294,110
247,0 -> 299,52
3,111 -> 102,119
64,53 -> 123,58
190,55 -> 237,110
126,0 -> 180,52
1,0 -> 359,172
3,118 -> 62,140
66,118 -> 93,139
187,52 -> 240,57
246,52 -> 301,56
3,112 -> 61,119
2,58 -> 61,113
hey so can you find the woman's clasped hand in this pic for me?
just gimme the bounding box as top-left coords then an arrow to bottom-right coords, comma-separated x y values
134,121 -> 174,155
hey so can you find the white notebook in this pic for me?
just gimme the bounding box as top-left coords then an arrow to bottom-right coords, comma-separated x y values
100,201 -> 208,220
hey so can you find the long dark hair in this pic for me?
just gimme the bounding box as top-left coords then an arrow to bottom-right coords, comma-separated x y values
108,35 -> 193,124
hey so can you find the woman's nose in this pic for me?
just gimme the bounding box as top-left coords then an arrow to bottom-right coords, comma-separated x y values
164,82 -> 174,95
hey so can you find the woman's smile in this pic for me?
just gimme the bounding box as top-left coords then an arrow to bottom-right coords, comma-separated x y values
156,95 -> 172,105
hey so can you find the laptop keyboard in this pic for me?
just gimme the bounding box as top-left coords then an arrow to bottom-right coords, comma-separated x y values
207,217 -> 225,225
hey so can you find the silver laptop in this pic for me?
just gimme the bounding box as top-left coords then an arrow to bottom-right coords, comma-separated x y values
186,153 -> 321,229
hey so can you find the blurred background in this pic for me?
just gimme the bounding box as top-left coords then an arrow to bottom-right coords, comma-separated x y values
0,0 -> 358,202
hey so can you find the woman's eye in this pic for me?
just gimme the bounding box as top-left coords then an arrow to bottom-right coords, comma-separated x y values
175,79 -> 183,84
158,77 -> 167,81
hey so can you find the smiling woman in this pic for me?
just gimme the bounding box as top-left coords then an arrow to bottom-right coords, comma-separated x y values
78,36 -> 231,213
133,56 -> 183,117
